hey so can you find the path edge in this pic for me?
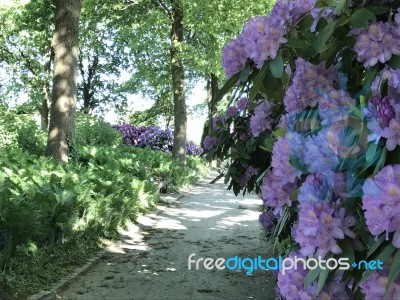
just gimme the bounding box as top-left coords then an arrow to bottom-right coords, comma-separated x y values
26,170 -> 213,300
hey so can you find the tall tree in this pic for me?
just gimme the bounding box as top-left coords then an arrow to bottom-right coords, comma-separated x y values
114,0 -> 272,163
45,0 -> 81,162
170,0 -> 186,162
0,0 -> 54,129
77,0 -> 130,115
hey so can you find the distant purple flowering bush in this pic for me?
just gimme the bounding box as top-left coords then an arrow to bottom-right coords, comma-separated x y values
114,124 -> 202,156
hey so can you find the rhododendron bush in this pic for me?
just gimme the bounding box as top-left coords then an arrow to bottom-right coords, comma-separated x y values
114,124 -> 202,156
203,0 -> 400,298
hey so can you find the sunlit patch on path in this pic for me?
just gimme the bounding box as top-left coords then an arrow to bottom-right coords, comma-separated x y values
57,173 -> 276,300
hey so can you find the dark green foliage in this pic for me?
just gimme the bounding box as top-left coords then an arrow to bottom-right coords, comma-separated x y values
0,109 -> 208,297
75,114 -> 122,147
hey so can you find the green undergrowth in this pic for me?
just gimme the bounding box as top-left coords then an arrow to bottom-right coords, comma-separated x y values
0,111 -> 209,298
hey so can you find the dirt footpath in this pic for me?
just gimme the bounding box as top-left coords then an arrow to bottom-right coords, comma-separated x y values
56,173 -> 276,300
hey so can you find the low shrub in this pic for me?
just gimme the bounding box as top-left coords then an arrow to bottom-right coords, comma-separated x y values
0,105 -> 46,155
75,114 -> 122,148
0,144 -> 208,297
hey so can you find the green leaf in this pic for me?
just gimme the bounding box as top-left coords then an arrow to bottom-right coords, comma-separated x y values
350,8 -> 376,28
363,65 -> 379,88
216,72 -> 240,102
274,207 -> 290,236
260,137 -> 275,152
319,42 -> 338,61
349,104 -> 364,120
224,171 -> 231,184
273,127 -> 286,138
261,75 -> 285,101
366,233 -> 386,258
233,182 -> 241,196
358,244 -> 396,288
297,14 -> 315,31
316,267 -> 330,295
286,38 -> 308,49
388,55 -> 400,69
366,142 -> 378,164
289,188 -> 299,201
241,152 -> 251,160
290,155 -> 307,174
304,267 -> 321,287
239,158 -> 248,168
313,20 -> 338,54
333,0 -> 347,15
249,61 -> 269,100
385,249 -> 400,296
373,148 -> 387,176
341,239 -> 355,265
240,64 -> 251,82
270,52 -> 284,78
381,79 -> 389,97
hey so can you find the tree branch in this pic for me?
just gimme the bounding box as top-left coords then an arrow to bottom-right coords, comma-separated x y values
151,0 -> 172,20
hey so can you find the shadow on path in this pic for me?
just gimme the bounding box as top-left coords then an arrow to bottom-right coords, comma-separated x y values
57,173 -> 276,300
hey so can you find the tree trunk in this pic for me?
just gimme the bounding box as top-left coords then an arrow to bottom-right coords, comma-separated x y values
45,0 -> 81,163
170,1 -> 186,164
82,82 -> 91,114
208,73 -> 218,133
41,48 -> 54,131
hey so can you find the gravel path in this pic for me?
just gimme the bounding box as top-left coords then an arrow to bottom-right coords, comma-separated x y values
56,173 -> 276,300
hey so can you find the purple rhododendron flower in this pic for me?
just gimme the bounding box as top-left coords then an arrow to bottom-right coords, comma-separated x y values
277,252 -> 350,299
203,135 -> 217,150
271,136 -> 298,183
225,106 -> 238,118
221,36 -> 247,78
239,165 -> 259,187
250,101 -> 273,137
242,16 -> 287,68
360,269 -> 400,300
318,87 -> 355,125
258,210 -> 276,228
354,22 -> 400,68
396,8 -> 400,26
381,118 -> 400,151
310,8 -> 334,32
212,115 -> 225,131
237,97 -> 249,111
362,165 -> 400,247
363,96 -> 399,144
114,124 -> 202,156
269,0 -> 296,25
284,58 -> 338,113
299,173 -> 333,203
298,173 -> 348,203
371,68 -> 400,101
261,170 -> 297,216
292,201 -> 356,257
304,129 -> 340,174
277,252 -> 317,299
